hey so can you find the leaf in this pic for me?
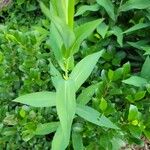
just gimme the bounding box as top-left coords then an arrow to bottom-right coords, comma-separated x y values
52,125 -> 68,150
122,62 -> 131,76
68,0 -> 75,29
72,131 -> 84,150
40,2 -> 51,20
122,76 -> 147,87
42,0 -> 75,52
128,105 -> 140,121
134,91 -> 146,101
123,23 -> 150,34
99,97 -> 107,111
35,122 -> 59,135
111,26 -> 123,47
70,19 -> 104,55
76,105 -> 119,129
127,40 -> 149,50
97,22 -> 109,39
50,61 -> 62,88
75,4 -> 100,16
56,79 -> 76,145
77,83 -> 99,105
52,16 -> 75,50
96,0 -> 115,21
49,23 -> 64,69
13,92 -> 56,107
120,0 -> 150,12
70,50 -> 104,91
141,56 -> 150,80
108,69 -> 114,81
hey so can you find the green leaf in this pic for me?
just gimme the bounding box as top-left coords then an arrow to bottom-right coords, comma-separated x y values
123,23 -> 150,34
127,40 -> 149,50
99,97 -> 107,111
43,0 -> 75,54
56,79 -> 76,145
141,56 -> 150,80
70,19 -> 103,55
120,0 -> 150,12
108,69 -> 114,81
113,68 -> 123,81
13,92 -> 56,107
122,76 -> 147,87
52,125 -> 68,150
50,61 -> 62,88
35,122 -> 59,135
49,23 -> 64,69
122,62 -> 131,77
77,83 -> 99,105
134,91 -> 146,101
40,2 -> 51,20
111,26 -> 123,47
97,22 -> 109,39
72,131 -> 84,150
128,105 -> 140,121
52,16 -> 75,51
96,0 -> 115,21
68,0 -> 75,29
70,50 -> 104,91
75,4 -> 100,16
76,105 -> 119,129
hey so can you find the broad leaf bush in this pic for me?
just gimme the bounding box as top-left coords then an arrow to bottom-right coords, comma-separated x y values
0,0 -> 150,149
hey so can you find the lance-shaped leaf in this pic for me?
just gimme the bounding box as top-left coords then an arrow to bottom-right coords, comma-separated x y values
123,23 -> 150,34
77,83 -> 99,105
96,0 -> 115,21
75,4 -> 100,16
13,92 -> 56,107
111,26 -> 123,47
120,0 -> 150,12
52,125 -> 68,150
50,61 -> 63,89
70,50 -> 105,91
40,1 -> 51,20
56,79 -> 76,145
76,105 -> 119,129
70,19 -> 103,55
141,56 -> 150,80
35,122 -> 59,135
51,16 -> 75,50
40,1 -> 75,51
72,131 -> 84,150
49,23 -> 64,70
68,0 -> 75,29
122,76 -> 147,87
97,22 -> 109,39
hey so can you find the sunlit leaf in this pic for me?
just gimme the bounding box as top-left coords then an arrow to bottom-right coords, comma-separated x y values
141,56 -> 150,80
56,79 -> 76,144
76,105 -> 119,129
123,23 -> 150,34
70,19 -> 103,55
120,0 -> 150,12
96,0 -> 115,20
13,92 -> 56,107
75,4 -> 100,16
35,122 -> 59,135
72,131 -> 84,150
70,50 -> 104,91
122,76 -> 147,87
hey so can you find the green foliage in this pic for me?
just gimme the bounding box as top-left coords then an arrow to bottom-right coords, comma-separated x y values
1,0 -> 150,149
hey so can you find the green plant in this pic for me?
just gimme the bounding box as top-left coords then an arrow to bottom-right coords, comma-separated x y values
12,1 -> 118,149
